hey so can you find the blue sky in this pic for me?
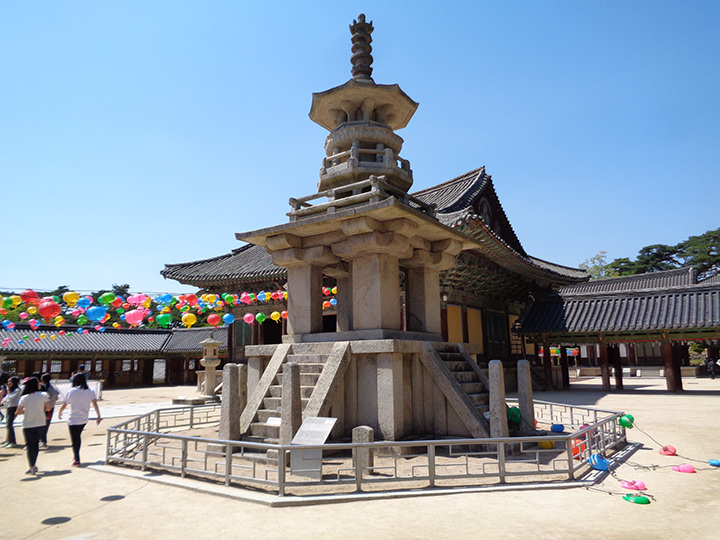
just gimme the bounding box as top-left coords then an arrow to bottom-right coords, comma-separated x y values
2,1 -> 719,294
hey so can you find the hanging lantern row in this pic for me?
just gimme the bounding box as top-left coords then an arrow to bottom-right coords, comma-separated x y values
0,286 -> 338,343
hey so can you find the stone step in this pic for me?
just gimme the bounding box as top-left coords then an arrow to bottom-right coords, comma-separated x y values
277,372 -> 320,386
243,435 -> 279,447
249,422 -> 280,439
468,393 -> 489,406
475,405 -> 489,416
262,396 -> 310,410
285,354 -> 327,364
284,362 -> 325,374
438,352 -> 464,361
257,410 -> 281,423
443,360 -> 472,372
452,371 -> 479,384
269,384 -> 315,398
459,382 -> 485,394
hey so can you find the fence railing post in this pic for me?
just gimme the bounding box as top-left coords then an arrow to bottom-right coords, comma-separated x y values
141,433 -> 149,471
355,445 -> 363,492
498,442 -> 506,484
225,444 -> 232,486
428,444 -> 436,488
566,437 -> 575,480
105,430 -> 111,463
181,439 -> 188,478
278,448 -> 286,496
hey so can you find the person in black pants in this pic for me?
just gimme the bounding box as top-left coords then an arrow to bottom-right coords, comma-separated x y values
16,377 -> 50,474
58,373 -> 102,466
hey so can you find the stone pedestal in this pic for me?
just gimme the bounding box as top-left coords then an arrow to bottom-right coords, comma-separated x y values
200,358 -> 221,398
516,359 -> 535,432
489,360 -> 509,438
280,362 -> 302,444
352,425 -> 374,476
219,363 -> 247,441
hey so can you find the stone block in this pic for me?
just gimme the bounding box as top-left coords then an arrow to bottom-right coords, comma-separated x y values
352,425 -> 374,476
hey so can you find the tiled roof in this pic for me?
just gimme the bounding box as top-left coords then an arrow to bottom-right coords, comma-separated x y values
559,268 -> 698,296
162,326 -> 228,353
700,270 -> 720,284
518,269 -> 720,338
0,325 -> 228,355
412,167 -> 490,215
161,244 -> 284,287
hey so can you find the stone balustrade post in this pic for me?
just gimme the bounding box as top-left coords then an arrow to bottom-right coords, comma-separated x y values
352,426 -> 374,476
489,360 -> 509,438
517,359 -> 535,433
280,362 -> 302,445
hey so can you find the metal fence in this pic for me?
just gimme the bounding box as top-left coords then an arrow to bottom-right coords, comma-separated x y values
106,400 -> 626,497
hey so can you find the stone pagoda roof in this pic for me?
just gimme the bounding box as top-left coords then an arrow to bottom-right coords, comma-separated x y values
517,267 -> 720,342
161,167 -> 587,290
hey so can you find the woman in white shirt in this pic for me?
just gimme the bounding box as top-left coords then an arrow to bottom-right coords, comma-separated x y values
16,377 -> 50,475
58,373 -> 102,467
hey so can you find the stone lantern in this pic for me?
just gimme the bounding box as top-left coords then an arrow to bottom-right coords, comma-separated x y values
199,333 -> 222,399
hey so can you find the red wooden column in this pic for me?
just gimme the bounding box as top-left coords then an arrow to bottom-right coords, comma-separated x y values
542,338 -> 554,391
598,341 -> 611,391
559,346 -> 570,389
662,339 -> 682,392
611,345 -> 624,390
672,343 -> 684,391
627,343 -> 637,366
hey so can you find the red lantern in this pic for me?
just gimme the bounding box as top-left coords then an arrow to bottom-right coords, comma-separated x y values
20,289 -> 39,306
38,300 -> 62,320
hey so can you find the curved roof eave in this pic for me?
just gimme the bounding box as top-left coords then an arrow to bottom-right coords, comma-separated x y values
451,213 -> 587,285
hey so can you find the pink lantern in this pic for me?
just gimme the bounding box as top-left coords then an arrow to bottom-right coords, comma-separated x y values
125,309 -> 145,326
243,313 -> 255,325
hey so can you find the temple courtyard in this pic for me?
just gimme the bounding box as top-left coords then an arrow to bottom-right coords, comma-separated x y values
3,377 -> 718,539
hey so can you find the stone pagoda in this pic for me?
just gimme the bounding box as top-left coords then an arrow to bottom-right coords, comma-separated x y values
233,15 -> 508,443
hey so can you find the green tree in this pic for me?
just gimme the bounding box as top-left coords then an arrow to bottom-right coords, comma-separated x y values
579,251 -> 620,280
606,257 -> 637,276
676,228 -> 720,277
633,244 -> 679,273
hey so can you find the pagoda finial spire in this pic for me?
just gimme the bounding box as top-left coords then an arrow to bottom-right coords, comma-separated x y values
350,13 -> 374,81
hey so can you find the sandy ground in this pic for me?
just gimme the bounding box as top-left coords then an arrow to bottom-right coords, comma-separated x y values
1,377 -> 719,540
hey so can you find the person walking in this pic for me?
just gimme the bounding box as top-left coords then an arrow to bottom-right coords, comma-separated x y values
39,373 -> 60,447
57,373 -> 101,466
1,376 -> 22,448
16,377 -> 50,474
0,371 -> 9,423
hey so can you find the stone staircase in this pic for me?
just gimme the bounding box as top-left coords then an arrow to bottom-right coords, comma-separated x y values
434,344 -> 490,419
246,352 -> 329,443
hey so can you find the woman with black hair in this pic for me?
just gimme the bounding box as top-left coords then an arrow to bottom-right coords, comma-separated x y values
58,373 -> 101,466
1,376 -> 22,448
16,377 -> 50,474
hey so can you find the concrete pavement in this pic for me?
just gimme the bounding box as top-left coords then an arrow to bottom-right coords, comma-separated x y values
2,378 -> 719,539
